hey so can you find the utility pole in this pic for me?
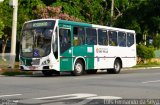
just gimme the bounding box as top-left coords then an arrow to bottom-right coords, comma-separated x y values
9,0 -> 18,68
110,0 -> 114,26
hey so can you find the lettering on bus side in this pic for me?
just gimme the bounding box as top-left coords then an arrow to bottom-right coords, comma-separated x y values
96,48 -> 108,53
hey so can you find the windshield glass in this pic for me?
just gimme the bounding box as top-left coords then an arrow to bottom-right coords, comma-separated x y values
21,20 -> 55,58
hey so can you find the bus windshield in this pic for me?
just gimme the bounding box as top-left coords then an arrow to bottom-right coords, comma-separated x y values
20,20 -> 55,58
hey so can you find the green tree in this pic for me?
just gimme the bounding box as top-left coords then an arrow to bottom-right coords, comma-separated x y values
0,0 -> 12,56
52,0 -> 109,25
0,19 -> 4,37
115,0 -> 160,46
17,0 -> 45,39
0,0 -> 45,55
153,34 -> 160,49
34,6 -> 80,21
41,0 -> 55,6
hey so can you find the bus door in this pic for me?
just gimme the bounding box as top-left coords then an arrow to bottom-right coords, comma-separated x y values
59,27 -> 72,71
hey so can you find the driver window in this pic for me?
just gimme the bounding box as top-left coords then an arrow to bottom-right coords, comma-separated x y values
44,29 -> 53,38
53,28 -> 58,59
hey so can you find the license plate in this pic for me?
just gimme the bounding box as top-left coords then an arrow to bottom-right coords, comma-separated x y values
29,66 -> 37,70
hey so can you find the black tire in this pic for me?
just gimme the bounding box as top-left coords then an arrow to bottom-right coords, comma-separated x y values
86,69 -> 97,74
107,59 -> 121,74
72,59 -> 84,76
42,70 -> 54,76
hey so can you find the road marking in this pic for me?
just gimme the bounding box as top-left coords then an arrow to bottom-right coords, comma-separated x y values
20,93 -> 122,105
142,80 -> 160,84
87,96 -> 122,99
73,96 -> 122,105
34,93 -> 97,100
0,94 -> 22,98
34,93 -> 121,100
13,100 -> 19,103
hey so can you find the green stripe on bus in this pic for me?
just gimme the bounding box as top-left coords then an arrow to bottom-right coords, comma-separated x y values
60,45 -> 94,71
77,45 -> 95,70
59,20 -> 92,27
20,57 -> 32,66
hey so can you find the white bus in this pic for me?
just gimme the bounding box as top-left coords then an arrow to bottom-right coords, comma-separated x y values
20,19 -> 136,76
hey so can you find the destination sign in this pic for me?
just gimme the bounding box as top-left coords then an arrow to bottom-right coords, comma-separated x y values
23,20 -> 55,29
33,22 -> 48,27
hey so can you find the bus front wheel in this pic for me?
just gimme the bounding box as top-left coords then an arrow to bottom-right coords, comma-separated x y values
72,59 -> 84,76
108,59 -> 121,74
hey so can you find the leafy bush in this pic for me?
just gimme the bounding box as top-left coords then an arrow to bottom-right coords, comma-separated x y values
137,44 -> 155,63
153,35 -> 160,49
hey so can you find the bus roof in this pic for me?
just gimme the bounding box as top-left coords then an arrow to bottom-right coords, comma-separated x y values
59,19 -> 92,27
24,19 -> 135,33
24,18 -> 57,24
93,24 -> 135,33
59,19 -> 135,33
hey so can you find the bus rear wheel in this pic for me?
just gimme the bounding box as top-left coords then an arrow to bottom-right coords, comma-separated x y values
72,59 -> 84,76
108,59 -> 121,74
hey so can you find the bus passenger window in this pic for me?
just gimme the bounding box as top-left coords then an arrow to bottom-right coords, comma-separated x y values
98,29 -> 108,45
59,28 -> 71,54
86,28 -> 97,45
127,33 -> 134,47
108,31 -> 117,46
73,27 -> 85,46
118,32 -> 126,47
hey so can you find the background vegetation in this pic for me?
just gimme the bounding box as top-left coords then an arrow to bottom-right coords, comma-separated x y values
1,0 -> 160,62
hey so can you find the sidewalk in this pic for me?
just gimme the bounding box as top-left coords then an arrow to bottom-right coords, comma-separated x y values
123,66 -> 160,70
97,66 -> 160,73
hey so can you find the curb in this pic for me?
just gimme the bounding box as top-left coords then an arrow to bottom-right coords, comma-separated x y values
0,75 -> 5,77
97,67 -> 160,72
0,67 -> 160,76
122,67 -> 160,71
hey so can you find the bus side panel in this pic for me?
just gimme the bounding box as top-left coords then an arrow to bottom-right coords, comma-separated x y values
73,45 -> 94,70
94,45 -> 114,69
86,45 -> 94,70
60,48 -> 73,71
73,45 -> 86,68
87,58 -> 94,69
59,23 -> 73,72
122,45 -> 137,67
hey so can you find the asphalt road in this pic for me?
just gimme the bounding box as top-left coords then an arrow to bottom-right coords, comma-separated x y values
0,68 -> 160,105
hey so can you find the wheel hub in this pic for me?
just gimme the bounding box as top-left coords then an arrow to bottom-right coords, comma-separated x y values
76,63 -> 82,73
115,63 -> 120,71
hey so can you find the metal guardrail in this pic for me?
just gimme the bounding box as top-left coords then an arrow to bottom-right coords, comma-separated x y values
0,53 -> 16,68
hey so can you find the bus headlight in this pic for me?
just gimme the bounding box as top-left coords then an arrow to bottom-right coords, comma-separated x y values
42,59 -> 50,65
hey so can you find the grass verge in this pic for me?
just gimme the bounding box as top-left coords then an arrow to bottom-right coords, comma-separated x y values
133,62 -> 160,68
1,69 -> 32,76
0,62 -> 32,76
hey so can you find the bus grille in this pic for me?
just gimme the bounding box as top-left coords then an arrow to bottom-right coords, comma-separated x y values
32,59 -> 40,65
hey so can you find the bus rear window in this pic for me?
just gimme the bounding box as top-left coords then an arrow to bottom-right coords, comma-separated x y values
127,33 -> 134,47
